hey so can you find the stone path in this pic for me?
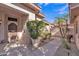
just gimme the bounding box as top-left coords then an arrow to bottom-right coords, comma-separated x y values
0,38 -> 61,56
0,38 -> 79,56
54,42 -> 79,56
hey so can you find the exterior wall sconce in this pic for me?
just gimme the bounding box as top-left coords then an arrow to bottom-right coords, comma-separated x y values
0,18 -> 2,24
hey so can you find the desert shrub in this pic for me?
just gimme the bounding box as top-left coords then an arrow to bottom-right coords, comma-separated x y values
27,20 -> 50,39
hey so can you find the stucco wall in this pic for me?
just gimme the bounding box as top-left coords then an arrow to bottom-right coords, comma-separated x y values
0,14 -> 3,42
11,3 -> 36,20
29,13 -> 35,21
74,16 -> 79,49
0,12 -> 7,42
36,18 -> 42,21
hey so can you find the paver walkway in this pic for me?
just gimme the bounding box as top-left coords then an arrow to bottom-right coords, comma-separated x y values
54,42 -> 79,56
0,38 -> 61,56
0,37 -> 79,56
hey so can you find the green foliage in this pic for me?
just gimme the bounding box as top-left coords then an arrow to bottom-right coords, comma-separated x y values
55,14 -> 71,50
39,27 -> 50,39
27,20 -> 50,39
62,39 -> 70,50
27,20 -> 38,39
55,17 -> 65,24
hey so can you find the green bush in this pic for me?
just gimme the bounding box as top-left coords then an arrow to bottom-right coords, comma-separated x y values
62,39 -> 70,50
27,20 -> 50,39
27,20 -> 38,39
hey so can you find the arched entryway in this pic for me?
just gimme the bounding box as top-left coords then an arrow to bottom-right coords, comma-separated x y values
8,18 -> 18,43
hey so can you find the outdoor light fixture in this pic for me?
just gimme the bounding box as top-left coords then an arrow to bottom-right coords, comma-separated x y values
0,17 -> 2,24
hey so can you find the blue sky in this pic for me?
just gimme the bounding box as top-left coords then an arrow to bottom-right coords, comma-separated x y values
37,3 -> 69,23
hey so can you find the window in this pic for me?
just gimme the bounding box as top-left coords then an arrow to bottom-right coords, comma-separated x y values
8,17 -> 17,21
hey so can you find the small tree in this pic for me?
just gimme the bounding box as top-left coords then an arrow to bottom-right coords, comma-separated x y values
55,15 -> 71,56
27,20 -> 50,47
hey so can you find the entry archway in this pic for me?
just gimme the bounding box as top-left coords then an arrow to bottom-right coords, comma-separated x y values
8,21 -> 18,42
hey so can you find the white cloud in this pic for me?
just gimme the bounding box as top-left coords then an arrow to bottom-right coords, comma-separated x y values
44,3 -> 49,6
57,4 -> 68,14
38,3 -> 44,5
59,4 -> 68,11
58,11 -> 67,14
38,3 -> 49,6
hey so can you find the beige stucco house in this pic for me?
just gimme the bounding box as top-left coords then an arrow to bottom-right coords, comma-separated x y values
69,3 -> 79,49
0,3 -> 44,44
